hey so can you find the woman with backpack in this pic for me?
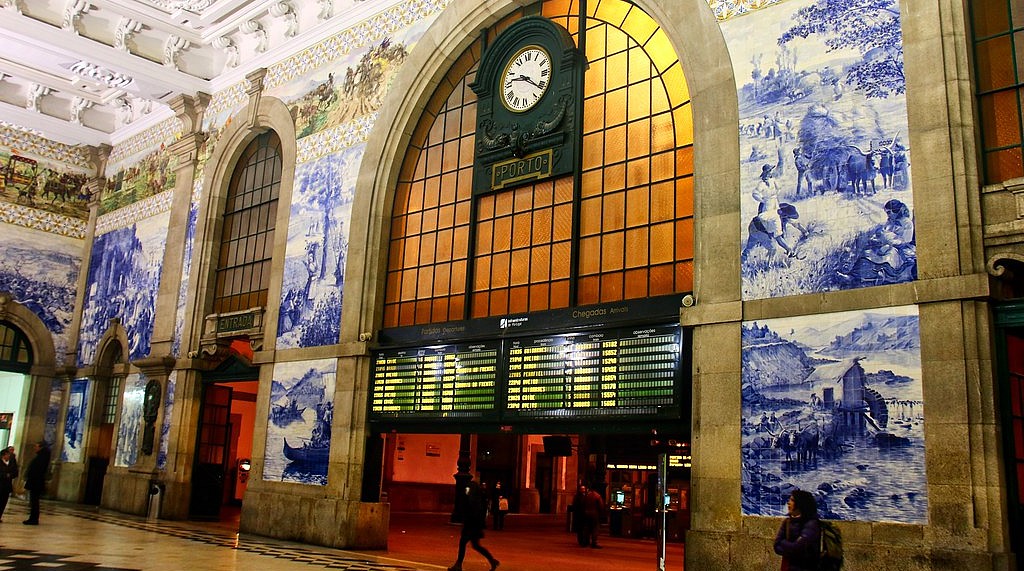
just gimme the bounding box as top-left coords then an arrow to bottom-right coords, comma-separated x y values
774,489 -> 821,570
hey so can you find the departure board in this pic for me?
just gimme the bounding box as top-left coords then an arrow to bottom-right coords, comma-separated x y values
505,324 -> 681,418
369,343 -> 499,419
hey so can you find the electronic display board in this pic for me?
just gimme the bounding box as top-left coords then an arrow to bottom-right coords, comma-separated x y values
369,343 -> 499,419
505,324 -> 681,418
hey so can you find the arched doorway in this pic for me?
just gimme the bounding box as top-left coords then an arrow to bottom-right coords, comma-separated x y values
0,320 -> 32,453
83,340 -> 127,505
190,351 -> 259,522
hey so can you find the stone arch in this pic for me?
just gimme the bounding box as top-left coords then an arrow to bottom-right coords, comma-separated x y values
0,293 -> 57,376
346,0 -> 740,338
93,320 -> 130,373
187,91 -> 297,352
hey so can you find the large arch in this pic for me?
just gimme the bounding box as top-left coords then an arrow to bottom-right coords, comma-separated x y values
345,0 -> 742,561
186,86 -> 298,355
347,0 -> 740,340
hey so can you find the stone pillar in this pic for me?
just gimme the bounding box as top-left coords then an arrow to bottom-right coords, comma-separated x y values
64,150 -> 108,369
148,93 -> 209,360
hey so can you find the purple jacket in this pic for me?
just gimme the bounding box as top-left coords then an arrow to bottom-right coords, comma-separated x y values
773,516 -> 820,571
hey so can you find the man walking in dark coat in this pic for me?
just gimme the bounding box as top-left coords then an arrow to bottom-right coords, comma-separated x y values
23,441 -> 50,525
448,479 -> 499,571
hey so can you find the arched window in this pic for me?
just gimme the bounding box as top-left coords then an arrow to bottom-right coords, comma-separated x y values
0,321 -> 31,373
383,1 -> 693,327
213,131 -> 282,313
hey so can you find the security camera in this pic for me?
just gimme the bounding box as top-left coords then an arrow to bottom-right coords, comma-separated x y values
681,294 -> 695,307
358,332 -> 372,342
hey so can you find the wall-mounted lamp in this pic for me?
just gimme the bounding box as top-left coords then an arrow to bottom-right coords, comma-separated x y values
238,458 -> 251,483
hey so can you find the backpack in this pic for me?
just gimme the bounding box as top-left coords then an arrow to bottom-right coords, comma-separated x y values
818,520 -> 843,571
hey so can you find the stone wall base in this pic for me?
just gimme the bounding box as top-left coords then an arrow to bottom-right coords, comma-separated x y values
241,490 -> 390,549
685,529 -> 1017,571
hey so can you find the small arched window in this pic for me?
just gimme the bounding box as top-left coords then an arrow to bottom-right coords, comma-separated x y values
0,321 -> 31,373
213,131 -> 282,313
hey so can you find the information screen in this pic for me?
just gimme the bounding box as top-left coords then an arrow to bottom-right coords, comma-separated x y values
369,343 -> 499,418
505,324 -> 681,418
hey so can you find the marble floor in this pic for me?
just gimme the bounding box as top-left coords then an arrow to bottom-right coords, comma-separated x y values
0,500 -> 684,571
0,501 -> 432,571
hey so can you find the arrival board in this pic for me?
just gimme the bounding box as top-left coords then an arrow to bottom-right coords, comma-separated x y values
369,343 -> 499,418
505,324 -> 681,417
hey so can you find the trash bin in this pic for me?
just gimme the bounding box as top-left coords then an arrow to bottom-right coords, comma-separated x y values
147,481 -> 164,521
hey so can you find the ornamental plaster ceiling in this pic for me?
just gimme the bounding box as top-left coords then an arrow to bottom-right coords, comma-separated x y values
0,0 -> 396,148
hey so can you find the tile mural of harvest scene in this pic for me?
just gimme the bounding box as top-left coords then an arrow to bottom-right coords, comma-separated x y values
721,0 -> 915,299
264,359 -> 336,485
741,306 -> 926,523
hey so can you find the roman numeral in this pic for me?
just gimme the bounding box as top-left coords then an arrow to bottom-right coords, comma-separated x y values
541,69 -> 550,77
506,90 -> 514,101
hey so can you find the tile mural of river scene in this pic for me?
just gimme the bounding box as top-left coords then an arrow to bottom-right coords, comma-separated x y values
721,0 -> 916,300
263,359 -> 336,485
741,305 -> 927,523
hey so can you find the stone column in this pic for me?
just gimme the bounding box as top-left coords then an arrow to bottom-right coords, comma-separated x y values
147,93 -> 209,360
64,148 -> 108,370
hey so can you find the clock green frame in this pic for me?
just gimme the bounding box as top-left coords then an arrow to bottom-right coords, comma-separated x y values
470,16 -> 584,195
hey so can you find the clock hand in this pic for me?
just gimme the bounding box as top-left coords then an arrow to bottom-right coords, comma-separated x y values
517,74 -> 544,89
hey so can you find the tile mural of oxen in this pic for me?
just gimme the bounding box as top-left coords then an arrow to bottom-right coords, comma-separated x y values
741,306 -> 927,523
720,0 -> 916,299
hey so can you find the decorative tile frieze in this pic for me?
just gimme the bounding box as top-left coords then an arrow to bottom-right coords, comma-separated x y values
0,202 -> 86,238
296,114 -> 376,164
204,81 -> 248,131
107,118 -> 183,176
0,124 -> 91,170
265,0 -> 451,89
707,0 -> 784,21
95,189 -> 174,234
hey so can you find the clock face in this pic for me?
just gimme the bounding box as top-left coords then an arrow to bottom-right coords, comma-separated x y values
501,46 -> 552,112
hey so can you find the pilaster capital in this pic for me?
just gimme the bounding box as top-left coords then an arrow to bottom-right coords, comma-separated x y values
168,92 -> 211,135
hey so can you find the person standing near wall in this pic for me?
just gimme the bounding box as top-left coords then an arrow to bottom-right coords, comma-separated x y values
773,489 -> 821,570
492,481 -> 509,530
22,441 -> 50,525
573,483 -> 605,548
0,447 -> 17,521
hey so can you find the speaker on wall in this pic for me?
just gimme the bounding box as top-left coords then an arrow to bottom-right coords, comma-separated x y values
543,435 -> 573,456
